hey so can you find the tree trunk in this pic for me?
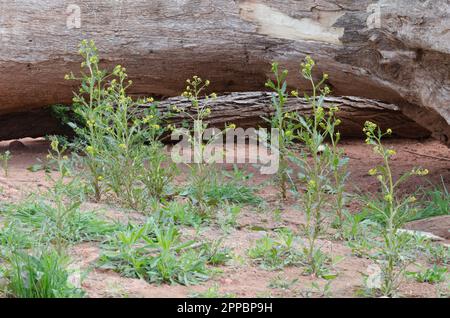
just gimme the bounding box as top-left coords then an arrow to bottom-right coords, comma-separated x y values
0,93 -> 429,141
0,0 -> 448,143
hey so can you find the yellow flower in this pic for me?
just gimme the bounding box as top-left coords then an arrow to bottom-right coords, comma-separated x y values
89,56 -> 99,64
97,176 -> 104,181
152,124 -> 160,130
387,149 -> 396,156
373,146 -> 382,155
228,123 -> 236,129
364,121 -> 377,132
143,115 -> 155,124
368,168 -> 378,176
271,62 -> 278,72
384,194 -> 393,202
386,128 -> 393,135
50,139 -> 59,151
291,90 -> 299,97
322,85 -> 331,95
86,146 -> 95,155
119,143 -> 127,150
147,97 -> 154,103
329,106 -> 339,113
305,55 -> 315,67
413,168 -> 429,176
408,196 -> 416,203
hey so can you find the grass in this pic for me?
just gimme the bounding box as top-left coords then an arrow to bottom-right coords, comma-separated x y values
1,249 -> 84,298
190,285 -> 236,298
202,240 -> 232,266
0,150 -> 11,177
98,219 -> 219,285
204,183 -> 262,206
421,241 -> 449,266
360,183 -> 449,225
407,265 -> 448,284
218,205 -> 242,233
180,169 -> 262,210
268,275 -> 299,290
157,201 -> 205,228
412,181 -> 449,221
248,229 -> 301,271
2,199 -> 120,245
0,221 -> 36,250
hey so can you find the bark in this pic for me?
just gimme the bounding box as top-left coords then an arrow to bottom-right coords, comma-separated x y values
0,0 -> 448,143
0,93 -> 429,141
155,93 -> 430,138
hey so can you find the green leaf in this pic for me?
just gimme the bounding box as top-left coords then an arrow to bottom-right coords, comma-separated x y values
321,273 -> 338,280
27,164 -> 44,172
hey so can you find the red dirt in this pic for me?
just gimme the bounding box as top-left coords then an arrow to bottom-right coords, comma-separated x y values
0,137 -> 448,298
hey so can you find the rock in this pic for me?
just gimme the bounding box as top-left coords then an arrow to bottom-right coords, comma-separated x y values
404,215 -> 450,241
398,229 -> 445,242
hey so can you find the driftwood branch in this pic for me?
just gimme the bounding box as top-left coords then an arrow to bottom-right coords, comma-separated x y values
150,92 -> 430,138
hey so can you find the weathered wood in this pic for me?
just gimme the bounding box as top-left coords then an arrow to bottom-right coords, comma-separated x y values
153,93 -> 430,138
0,0 -> 448,143
0,93 -> 429,141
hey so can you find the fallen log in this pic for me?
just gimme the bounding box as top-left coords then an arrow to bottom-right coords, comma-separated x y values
0,93 -> 430,141
0,0 -> 448,144
155,93 -> 430,138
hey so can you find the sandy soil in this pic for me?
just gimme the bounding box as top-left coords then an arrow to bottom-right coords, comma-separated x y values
0,137 -> 448,298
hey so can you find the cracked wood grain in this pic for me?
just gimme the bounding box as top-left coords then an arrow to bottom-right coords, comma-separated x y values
0,0 -> 448,143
